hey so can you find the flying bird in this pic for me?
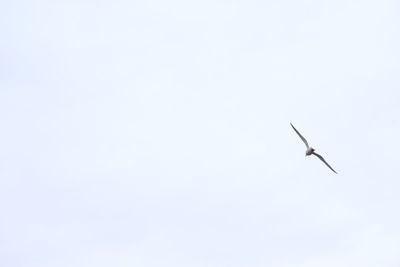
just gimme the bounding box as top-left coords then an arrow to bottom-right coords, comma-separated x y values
290,123 -> 337,174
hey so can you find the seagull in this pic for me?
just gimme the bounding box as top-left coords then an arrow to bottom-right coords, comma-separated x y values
290,123 -> 337,174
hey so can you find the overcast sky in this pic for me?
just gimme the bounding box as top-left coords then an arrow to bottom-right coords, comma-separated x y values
1,0 -> 400,266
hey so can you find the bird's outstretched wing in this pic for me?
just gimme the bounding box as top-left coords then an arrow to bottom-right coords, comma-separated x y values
290,123 -> 309,148
312,152 -> 337,174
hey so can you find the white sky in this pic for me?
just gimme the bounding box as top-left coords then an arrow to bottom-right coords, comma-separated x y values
1,0 -> 400,266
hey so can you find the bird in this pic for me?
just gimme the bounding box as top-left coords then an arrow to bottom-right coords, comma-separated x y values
290,123 -> 337,174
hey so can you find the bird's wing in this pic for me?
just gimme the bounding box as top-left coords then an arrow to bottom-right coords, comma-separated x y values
290,123 -> 309,148
312,152 -> 337,174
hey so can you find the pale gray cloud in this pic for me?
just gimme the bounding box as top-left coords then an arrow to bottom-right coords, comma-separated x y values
1,0 -> 400,266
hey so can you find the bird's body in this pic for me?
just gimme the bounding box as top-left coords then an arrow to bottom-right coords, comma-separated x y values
290,123 -> 337,174
305,147 -> 314,156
